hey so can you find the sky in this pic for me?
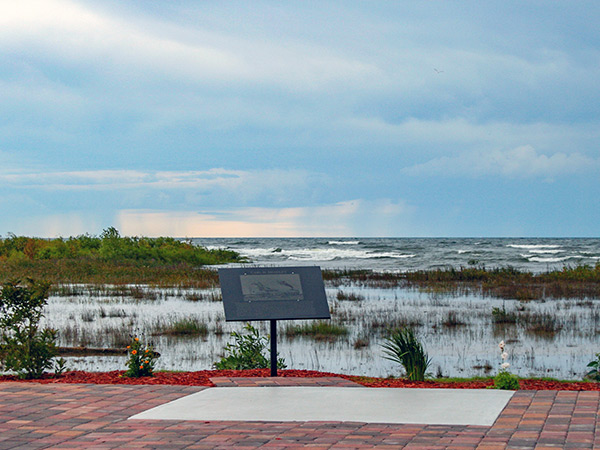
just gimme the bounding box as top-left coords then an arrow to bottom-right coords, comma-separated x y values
1,0 -> 599,238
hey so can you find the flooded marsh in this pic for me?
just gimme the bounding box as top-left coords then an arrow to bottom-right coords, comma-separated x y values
40,283 -> 600,379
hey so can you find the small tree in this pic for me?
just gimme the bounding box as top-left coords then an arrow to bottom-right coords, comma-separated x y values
0,278 -> 61,379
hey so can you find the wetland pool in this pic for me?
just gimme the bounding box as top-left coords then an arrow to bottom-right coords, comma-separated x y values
40,284 -> 600,379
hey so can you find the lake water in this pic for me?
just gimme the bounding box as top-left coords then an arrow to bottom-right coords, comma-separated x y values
197,237 -> 600,273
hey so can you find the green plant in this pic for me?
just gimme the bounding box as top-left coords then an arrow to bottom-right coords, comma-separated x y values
152,318 -> 208,337
586,353 -> 600,381
491,304 -> 518,324
492,340 -> 520,390
336,290 -> 364,301
493,370 -> 520,390
124,335 -> 159,377
284,321 -> 349,340
214,323 -> 286,370
381,327 -> 431,381
0,278 -> 63,379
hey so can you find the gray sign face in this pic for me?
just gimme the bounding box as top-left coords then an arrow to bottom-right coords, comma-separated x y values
240,273 -> 303,302
218,266 -> 330,321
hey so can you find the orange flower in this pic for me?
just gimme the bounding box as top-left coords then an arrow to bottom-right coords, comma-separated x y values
131,350 -> 137,355
126,345 -> 130,349
134,337 -> 139,342
139,365 -> 143,369
144,360 -> 149,364
145,349 -> 150,353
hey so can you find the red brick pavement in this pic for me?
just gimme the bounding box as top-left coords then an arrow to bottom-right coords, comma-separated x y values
1,379 -> 600,449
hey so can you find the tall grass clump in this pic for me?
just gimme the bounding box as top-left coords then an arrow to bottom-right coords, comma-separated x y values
491,304 -> 518,324
382,327 -> 431,381
152,318 -> 208,337
284,321 -> 349,340
336,290 -> 364,301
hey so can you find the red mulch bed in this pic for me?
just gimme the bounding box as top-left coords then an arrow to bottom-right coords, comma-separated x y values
1,370 -> 599,390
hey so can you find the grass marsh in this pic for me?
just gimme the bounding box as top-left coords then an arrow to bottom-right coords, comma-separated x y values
31,281 -> 600,379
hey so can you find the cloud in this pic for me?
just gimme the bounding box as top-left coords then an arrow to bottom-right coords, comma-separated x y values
342,117 -> 600,151
0,0 -> 378,92
402,145 -> 599,178
0,168 -> 323,196
116,199 -> 413,237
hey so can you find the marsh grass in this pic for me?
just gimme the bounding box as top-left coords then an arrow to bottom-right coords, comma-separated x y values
441,311 -> 466,327
323,264 -> 600,300
336,290 -> 365,301
284,321 -> 349,340
491,305 -> 518,324
369,315 -> 424,335
353,334 -> 370,349
151,318 -> 209,337
522,312 -> 562,337
0,258 -> 223,288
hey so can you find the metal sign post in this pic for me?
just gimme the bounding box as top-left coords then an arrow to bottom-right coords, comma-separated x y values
270,319 -> 277,376
218,266 -> 330,377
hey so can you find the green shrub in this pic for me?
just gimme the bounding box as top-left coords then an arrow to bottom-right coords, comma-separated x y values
492,340 -> 520,390
214,323 -> 286,370
124,335 -> 159,377
586,353 -> 600,381
0,278 -> 62,379
381,328 -> 431,381
493,371 -> 520,390
0,227 -> 245,266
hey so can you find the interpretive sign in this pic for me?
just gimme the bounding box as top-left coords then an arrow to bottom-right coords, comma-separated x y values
218,266 -> 330,322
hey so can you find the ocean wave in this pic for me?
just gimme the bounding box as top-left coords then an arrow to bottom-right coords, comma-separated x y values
236,247 -> 283,257
508,244 -> 561,249
522,254 -> 584,263
284,248 -> 416,261
328,240 -> 360,245
528,249 -> 563,254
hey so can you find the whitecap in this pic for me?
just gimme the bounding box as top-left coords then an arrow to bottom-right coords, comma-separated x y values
508,244 -> 561,249
328,240 -> 360,245
283,247 -> 416,261
236,247 -> 283,258
526,255 -> 584,263
528,249 -> 563,254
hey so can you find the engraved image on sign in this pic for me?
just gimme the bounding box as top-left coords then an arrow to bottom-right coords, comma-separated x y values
240,273 -> 303,302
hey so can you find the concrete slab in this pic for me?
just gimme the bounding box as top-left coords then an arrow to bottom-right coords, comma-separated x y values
129,387 -> 514,426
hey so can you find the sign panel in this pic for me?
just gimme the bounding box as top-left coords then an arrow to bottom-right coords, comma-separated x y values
218,266 -> 330,321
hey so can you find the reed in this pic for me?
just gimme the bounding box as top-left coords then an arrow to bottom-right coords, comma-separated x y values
336,290 -> 365,301
151,318 -> 209,337
323,264 -> 600,300
284,321 -> 349,340
441,311 -> 466,327
522,312 -> 562,337
491,305 -> 518,324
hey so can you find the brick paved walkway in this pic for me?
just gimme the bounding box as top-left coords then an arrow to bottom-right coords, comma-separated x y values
1,379 -> 599,449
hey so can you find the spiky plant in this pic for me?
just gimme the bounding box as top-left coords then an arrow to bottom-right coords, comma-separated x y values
381,328 -> 431,381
